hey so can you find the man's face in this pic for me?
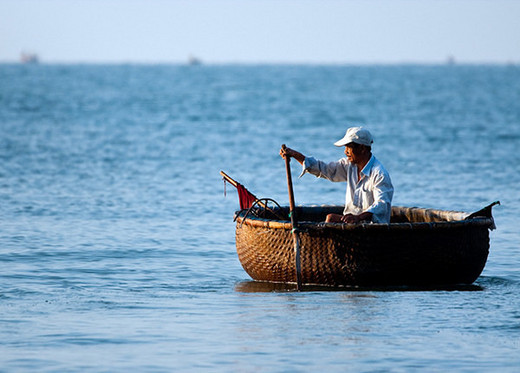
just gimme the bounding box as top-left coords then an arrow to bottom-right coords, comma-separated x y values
344,143 -> 364,165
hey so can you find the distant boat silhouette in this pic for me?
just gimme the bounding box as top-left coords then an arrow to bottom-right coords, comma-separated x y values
188,55 -> 202,66
446,55 -> 456,65
21,52 -> 39,64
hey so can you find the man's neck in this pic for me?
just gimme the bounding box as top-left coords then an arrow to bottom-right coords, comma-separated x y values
356,153 -> 372,172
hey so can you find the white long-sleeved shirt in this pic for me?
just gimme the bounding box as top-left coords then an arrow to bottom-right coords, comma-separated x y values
301,154 -> 394,223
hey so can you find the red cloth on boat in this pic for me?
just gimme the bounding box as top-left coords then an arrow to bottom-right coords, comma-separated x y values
237,183 -> 257,210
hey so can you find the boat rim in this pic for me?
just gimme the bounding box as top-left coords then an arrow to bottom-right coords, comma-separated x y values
234,205 -> 495,231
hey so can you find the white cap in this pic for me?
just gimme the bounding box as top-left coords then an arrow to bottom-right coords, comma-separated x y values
333,126 -> 373,147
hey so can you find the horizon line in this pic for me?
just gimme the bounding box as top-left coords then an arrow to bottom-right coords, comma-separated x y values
2,59 -> 519,66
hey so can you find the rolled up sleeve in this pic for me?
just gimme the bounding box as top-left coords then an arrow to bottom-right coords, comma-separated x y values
300,156 -> 348,182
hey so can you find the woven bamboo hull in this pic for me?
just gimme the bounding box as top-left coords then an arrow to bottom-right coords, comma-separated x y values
234,205 -> 494,286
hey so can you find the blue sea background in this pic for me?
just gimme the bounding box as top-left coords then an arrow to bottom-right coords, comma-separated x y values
1,64 -> 519,371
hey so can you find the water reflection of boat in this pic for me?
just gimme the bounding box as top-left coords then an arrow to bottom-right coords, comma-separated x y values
232,202 -> 498,287
234,280 -> 484,293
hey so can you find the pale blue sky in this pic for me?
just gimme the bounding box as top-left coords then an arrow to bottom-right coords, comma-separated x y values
1,0 -> 519,64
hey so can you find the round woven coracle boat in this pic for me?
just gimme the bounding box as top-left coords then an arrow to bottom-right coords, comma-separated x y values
234,204 -> 497,287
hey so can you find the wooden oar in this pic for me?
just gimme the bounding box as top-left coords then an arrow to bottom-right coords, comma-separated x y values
282,144 -> 303,290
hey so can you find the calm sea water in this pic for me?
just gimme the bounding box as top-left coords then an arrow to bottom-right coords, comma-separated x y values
1,64 -> 519,372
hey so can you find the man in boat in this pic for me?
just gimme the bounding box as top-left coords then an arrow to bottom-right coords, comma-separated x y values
280,126 -> 394,224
